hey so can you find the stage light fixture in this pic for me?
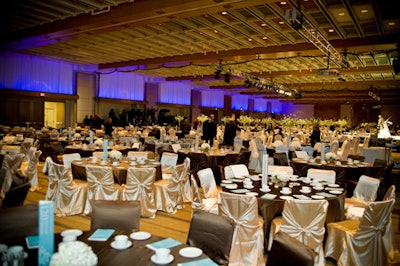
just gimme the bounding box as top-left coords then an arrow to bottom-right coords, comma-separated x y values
214,69 -> 221,79
224,73 -> 230,83
244,79 -> 251,88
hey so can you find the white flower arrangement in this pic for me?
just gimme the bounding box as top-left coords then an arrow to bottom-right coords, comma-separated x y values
50,241 -> 97,266
221,116 -> 231,125
200,142 -> 211,152
109,149 -> 122,161
73,133 -> 81,139
175,115 -> 184,123
270,170 -> 290,187
94,139 -> 103,147
325,152 -> 336,161
197,114 -> 209,124
261,117 -> 274,127
237,115 -> 253,126
335,119 -> 348,128
280,116 -> 297,127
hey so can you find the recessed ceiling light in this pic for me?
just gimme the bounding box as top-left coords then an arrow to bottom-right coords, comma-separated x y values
263,36 -> 268,40
328,29 -> 334,32
338,12 -> 345,16
221,11 -> 228,15
388,21 -> 395,26
361,9 -> 368,13
279,21 -> 285,25
248,38 -> 252,42
214,30 -> 218,33
280,1 -> 287,5
261,23 -> 267,27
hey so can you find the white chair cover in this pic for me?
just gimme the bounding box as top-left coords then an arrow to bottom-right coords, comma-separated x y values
302,146 -> 314,157
171,143 -> 182,153
197,168 -> 218,199
307,168 -> 336,184
190,174 -> 218,214
224,164 -> 249,180
266,135 -> 273,147
325,199 -> 395,266
337,140 -> 351,161
180,157 -> 192,203
92,151 -> 110,159
274,199 -> 329,266
272,140 -> 284,148
295,150 -> 310,161
160,152 -> 178,179
22,150 -> 42,191
84,165 -> 121,215
62,153 -> 81,169
218,192 -> 265,266
248,139 -> 259,170
0,153 -> 25,197
267,165 -> 294,176
127,151 -> 148,160
153,164 -> 184,213
45,161 -> 87,216
121,167 -> 157,218
350,137 -> 360,155
42,156 -> 54,175
290,140 -> 302,150
233,136 -> 243,152
344,175 -> 380,211
329,140 -> 339,154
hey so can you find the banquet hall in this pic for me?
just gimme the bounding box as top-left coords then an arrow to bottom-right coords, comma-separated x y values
1,0 -> 400,265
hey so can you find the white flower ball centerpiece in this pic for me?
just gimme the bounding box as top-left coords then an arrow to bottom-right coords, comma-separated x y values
200,142 -> 211,152
325,152 -> 337,163
94,139 -> 103,148
270,170 -> 290,188
50,241 -> 97,266
109,149 -> 122,163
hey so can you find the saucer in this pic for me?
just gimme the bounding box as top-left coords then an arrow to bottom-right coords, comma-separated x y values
280,189 -> 292,195
221,180 -> 233,184
302,179 -> 312,184
111,240 -> 132,250
61,229 -> 83,237
280,196 -> 294,200
260,187 -> 271,192
313,186 -> 324,191
311,195 -> 325,199
329,190 -> 342,195
246,192 -> 258,196
179,247 -> 203,258
130,231 -> 151,240
243,185 -> 254,189
151,254 -> 174,265
327,184 -> 340,188
300,189 -> 311,194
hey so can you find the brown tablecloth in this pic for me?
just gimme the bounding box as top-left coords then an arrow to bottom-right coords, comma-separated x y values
71,159 -> 162,184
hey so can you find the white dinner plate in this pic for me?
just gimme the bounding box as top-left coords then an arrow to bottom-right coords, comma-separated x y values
311,195 -> 325,199
179,247 -> 203,258
111,240 -> 132,250
61,229 -> 83,237
327,184 -> 340,188
151,254 -> 174,265
280,196 -> 294,200
224,184 -> 238,189
246,192 -> 258,196
130,231 -> 151,240
299,189 -> 311,194
260,187 -> 271,193
329,190 -> 343,194
280,190 -> 292,195
221,180 -> 233,184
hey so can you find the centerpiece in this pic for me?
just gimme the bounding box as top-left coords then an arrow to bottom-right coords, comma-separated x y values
175,115 -> 184,128
109,149 -> 122,163
325,152 -> 336,163
221,116 -> 230,125
50,241 -> 97,266
270,170 -> 290,188
94,139 -> 103,148
237,115 -> 253,127
200,142 -> 211,152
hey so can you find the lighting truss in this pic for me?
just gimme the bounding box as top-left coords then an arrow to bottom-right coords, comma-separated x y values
285,9 -> 349,69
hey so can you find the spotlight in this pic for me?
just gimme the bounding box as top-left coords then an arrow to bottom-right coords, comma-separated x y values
224,73 -> 230,83
244,79 -> 251,88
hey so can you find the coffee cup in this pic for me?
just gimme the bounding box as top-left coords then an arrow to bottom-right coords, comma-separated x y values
62,235 -> 77,243
281,187 -> 290,193
244,177 -> 251,182
155,248 -> 170,262
303,177 -> 311,183
7,245 -> 24,266
114,235 -> 128,248
335,161 -> 341,166
314,184 -> 324,190
301,186 -> 311,193
112,161 -> 119,166
243,180 -> 252,187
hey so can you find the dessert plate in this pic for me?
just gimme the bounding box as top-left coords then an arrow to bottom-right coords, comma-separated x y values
329,190 -> 342,194
179,247 -> 203,258
311,195 -> 325,199
61,229 -> 83,237
130,231 -> 151,240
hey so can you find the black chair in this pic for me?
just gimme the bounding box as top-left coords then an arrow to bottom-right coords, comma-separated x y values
187,210 -> 235,265
266,231 -> 316,266
90,200 -> 141,231
1,182 -> 31,209
273,152 -> 289,166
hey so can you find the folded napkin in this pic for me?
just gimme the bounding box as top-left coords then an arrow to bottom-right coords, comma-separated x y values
293,194 -> 312,200
325,187 -> 344,191
177,258 -> 218,266
146,238 -> 182,251
230,189 -> 249,194
316,192 -> 336,198
261,193 -> 277,199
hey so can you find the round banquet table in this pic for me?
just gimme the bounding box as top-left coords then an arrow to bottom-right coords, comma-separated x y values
290,157 -> 385,187
221,175 -> 345,252
71,158 -> 162,184
64,144 -> 134,157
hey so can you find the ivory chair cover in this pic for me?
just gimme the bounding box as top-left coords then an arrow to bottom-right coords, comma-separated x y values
223,164 -> 249,180
153,163 -> 184,213
90,200 -> 141,231
20,140 -> 33,161
187,210 -> 235,265
121,167 -> 157,218
306,169 -> 336,184
324,199 -> 395,266
233,136 -> 243,152
160,152 -> 178,179
179,157 -> 193,203
329,140 -> 339,154
290,140 -> 302,150
313,142 -> 322,154
84,165 -> 121,215
62,153 -> 81,169
190,175 -> 218,214
22,150 -> 42,191
218,191 -> 265,266
266,135 -> 273,147
248,139 -> 259,170
24,147 -> 37,164
127,151 -> 148,160
267,199 -> 328,266
171,143 -> 181,153
303,146 -> 315,157
92,151 -> 110,159
295,150 -> 310,161
42,156 -> 54,175
45,161 -> 87,216
197,168 -> 218,214
344,175 -> 380,212
272,140 -> 284,148
0,153 -> 25,197
267,165 -> 294,176
350,137 -> 360,155
336,140 -> 351,161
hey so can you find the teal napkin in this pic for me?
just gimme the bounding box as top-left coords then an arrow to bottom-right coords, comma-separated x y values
146,238 -> 182,250
177,258 -> 218,266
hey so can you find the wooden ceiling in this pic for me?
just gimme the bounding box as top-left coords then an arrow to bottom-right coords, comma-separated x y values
1,0 -> 400,104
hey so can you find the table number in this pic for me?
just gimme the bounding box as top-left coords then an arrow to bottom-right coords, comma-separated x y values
261,154 -> 269,188
89,131 -> 94,148
38,200 -> 54,266
103,139 -> 108,162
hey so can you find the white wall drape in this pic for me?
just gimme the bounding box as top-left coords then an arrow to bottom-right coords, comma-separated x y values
159,81 -> 191,105
201,90 -> 224,108
99,71 -> 145,101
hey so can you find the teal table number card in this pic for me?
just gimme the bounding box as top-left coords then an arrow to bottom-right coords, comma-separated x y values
38,200 -> 54,266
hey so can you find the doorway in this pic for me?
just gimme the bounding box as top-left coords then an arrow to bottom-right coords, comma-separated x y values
44,101 -> 65,128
